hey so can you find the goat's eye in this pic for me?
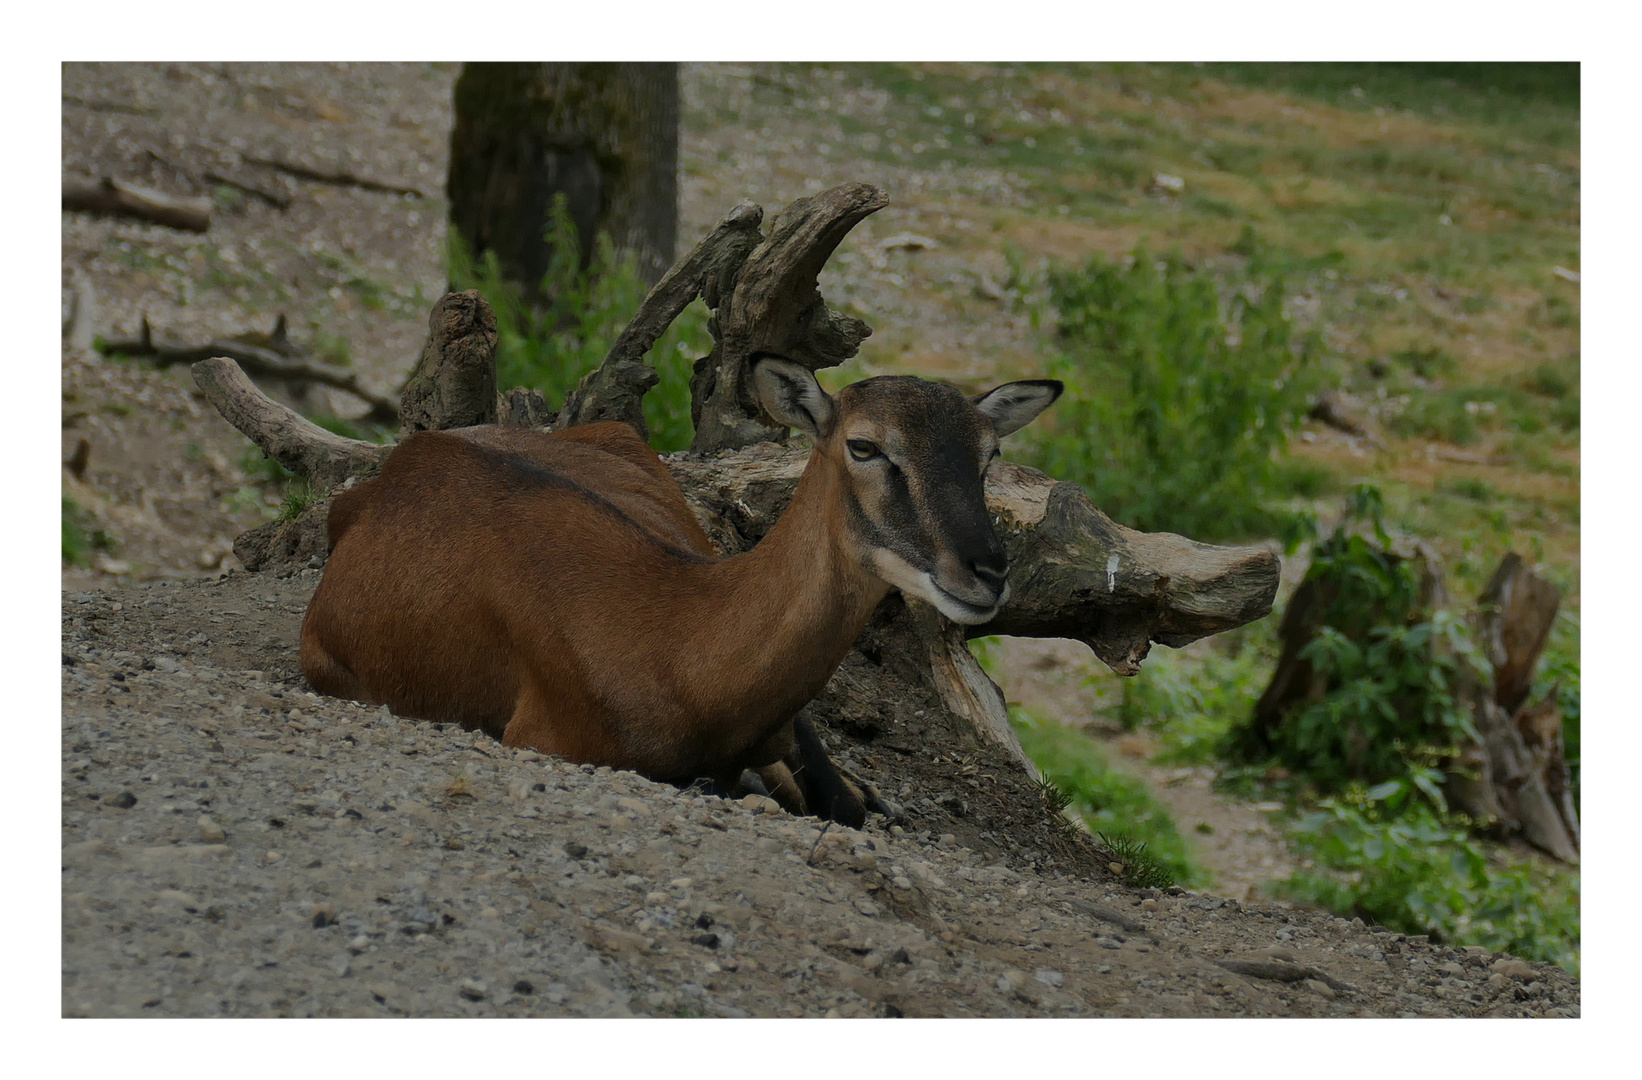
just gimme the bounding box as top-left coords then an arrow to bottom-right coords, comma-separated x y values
847,439 -> 882,462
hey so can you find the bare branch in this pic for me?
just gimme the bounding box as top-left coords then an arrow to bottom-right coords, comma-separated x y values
63,175 -> 211,232
191,357 -> 386,491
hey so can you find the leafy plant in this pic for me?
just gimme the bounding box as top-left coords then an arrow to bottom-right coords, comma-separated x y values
62,497 -> 115,565
447,194 -> 710,452
1234,484 -> 1488,792
1278,786 -> 1580,973
1021,244 -> 1318,547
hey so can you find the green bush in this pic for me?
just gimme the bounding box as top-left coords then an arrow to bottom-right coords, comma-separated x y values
1279,787 -> 1580,974
1234,485 -> 1487,792
1020,245 -> 1317,546
448,195 -> 709,452
62,497 -> 113,565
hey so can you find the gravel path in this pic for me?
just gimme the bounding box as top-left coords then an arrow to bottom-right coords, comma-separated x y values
61,574 -> 1579,1018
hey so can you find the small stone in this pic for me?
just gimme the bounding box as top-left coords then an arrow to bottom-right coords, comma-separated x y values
310,903 -> 336,928
645,891 -> 672,906
458,979 -> 488,1001
1491,958 -> 1535,979
691,933 -> 720,949
1096,937 -> 1122,950
513,980 -> 535,995
198,815 -> 226,843
1303,978 -> 1336,999
562,841 -> 588,858
105,790 -> 137,809
1034,968 -> 1064,988
152,889 -> 197,909
1140,898 -> 1159,911
348,934 -> 371,953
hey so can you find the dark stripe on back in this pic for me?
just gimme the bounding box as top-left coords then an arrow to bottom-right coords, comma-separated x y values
455,437 -> 715,566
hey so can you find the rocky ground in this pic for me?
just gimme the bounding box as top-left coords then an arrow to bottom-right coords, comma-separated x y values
61,574 -> 1579,1017
59,62 -> 1580,1018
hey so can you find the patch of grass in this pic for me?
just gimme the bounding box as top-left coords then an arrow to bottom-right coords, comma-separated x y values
1096,832 -> 1176,890
1441,476 -> 1500,503
1012,707 -> 1205,887
62,496 -> 115,565
1277,791 -> 1580,974
277,481 -> 317,524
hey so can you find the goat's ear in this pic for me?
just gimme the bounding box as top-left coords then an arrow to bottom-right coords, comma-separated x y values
974,379 -> 1063,437
751,354 -> 835,439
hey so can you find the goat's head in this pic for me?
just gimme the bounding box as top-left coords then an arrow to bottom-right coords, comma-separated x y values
753,354 -> 1062,624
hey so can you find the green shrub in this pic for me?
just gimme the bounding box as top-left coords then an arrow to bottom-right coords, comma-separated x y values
1234,486 -> 1487,791
1278,788 -> 1580,973
62,497 -> 112,565
448,195 -> 709,452
1021,245 -> 1317,546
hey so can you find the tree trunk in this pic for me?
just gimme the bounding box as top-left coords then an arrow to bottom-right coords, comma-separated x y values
447,62 -> 678,291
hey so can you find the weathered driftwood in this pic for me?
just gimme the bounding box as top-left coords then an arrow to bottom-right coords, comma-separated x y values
192,357 -> 389,491
100,316 -> 399,424
63,175 -> 211,232
398,291 -> 500,435
558,202 -> 764,437
194,182 -> 1282,781
1448,555 -> 1578,862
688,183 -> 887,453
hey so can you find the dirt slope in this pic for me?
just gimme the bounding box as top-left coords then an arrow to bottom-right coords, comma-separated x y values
61,574 -> 1577,1017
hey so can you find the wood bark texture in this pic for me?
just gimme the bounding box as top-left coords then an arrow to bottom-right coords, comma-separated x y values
63,175 -> 211,232
398,291 -> 501,435
557,201 -> 765,437
448,62 -> 678,289
689,183 -> 888,453
1449,555 -> 1578,862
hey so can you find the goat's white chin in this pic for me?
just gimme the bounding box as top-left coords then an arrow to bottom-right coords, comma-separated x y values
928,580 -> 1007,625
868,551 -> 1005,625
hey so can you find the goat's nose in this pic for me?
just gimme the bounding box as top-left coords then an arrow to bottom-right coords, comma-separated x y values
970,551 -> 1008,591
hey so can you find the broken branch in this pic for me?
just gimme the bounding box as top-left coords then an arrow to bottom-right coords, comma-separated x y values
190,357 -> 387,491
63,175 -> 211,232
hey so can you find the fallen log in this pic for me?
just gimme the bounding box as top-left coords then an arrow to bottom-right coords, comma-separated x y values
63,175 -> 211,232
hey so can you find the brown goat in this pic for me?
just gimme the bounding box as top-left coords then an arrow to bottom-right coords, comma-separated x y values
300,355 -> 1060,824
